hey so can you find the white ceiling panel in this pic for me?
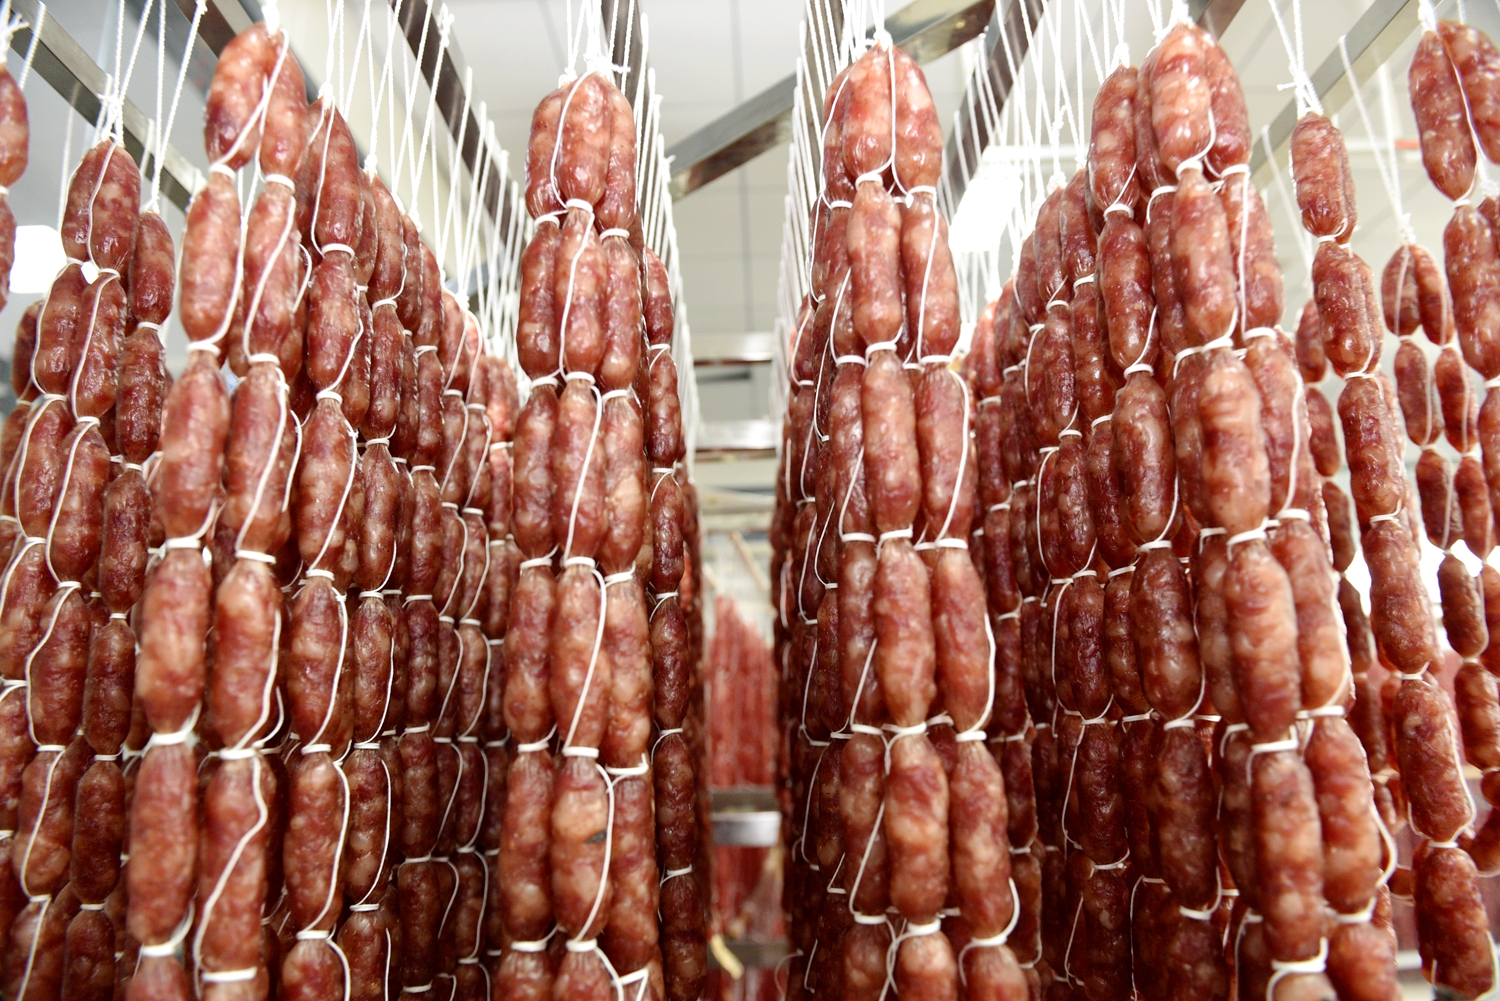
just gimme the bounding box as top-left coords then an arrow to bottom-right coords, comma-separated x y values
677,254 -> 753,301
729,0 -> 811,95
638,0 -> 740,107
741,150 -> 798,192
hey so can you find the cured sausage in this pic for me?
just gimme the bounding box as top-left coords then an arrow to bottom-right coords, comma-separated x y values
204,24 -> 275,169
260,33 -> 308,179
1150,23 -> 1212,176
554,74 -> 610,208
1415,841 -> 1494,997
1089,64 -> 1140,214
59,143 -> 140,274
892,46 -> 943,192
196,756 -> 274,990
0,62 -> 28,192
1437,21 -> 1500,167
1412,28 -> 1476,200
1444,205 -> 1500,380
1170,165 -> 1236,344
177,171 -> 242,357
1292,114 -> 1357,242
295,101 -> 363,255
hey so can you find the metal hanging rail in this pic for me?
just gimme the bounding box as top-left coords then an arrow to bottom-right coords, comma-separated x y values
602,0 -> 646,103
9,0 -> 204,211
940,0 -> 1043,208
168,0 -> 250,55
389,0 -> 513,228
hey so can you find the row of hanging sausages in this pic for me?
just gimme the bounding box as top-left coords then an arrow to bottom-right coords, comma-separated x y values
770,29 -> 1024,1001
0,12 -> 714,1001
0,39 -> 168,1000
1403,14 -> 1500,999
499,61 -> 706,1001
773,9 -> 1500,1001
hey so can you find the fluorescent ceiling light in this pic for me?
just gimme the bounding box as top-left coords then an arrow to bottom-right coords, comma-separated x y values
948,156 -> 1022,255
11,226 -> 68,296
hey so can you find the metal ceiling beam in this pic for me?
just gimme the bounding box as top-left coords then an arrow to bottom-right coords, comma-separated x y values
170,0 -> 252,55
180,0 -> 509,228
667,0 -> 994,200
1194,0 -> 1248,40
1247,0 -> 1417,182
10,0 -> 203,211
943,0 -> 1247,208
693,332 -> 776,366
601,0 -> 647,106
389,0 -> 512,229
